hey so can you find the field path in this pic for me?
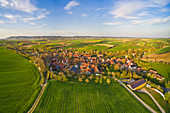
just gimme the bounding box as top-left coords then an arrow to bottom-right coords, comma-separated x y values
27,83 -> 47,113
115,78 -> 157,113
138,88 -> 165,113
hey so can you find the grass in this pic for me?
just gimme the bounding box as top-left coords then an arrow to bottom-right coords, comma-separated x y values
0,47 -> 41,113
134,91 -> 161,113
155,47 -> 170,54
148,62 -> 170,78
107,43 -> 142,52
34,79 -> 150,113
79,45 -> 109,51
145,88 -> 170,112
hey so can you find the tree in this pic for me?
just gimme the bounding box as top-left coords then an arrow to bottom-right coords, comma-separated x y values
150,74 -> 154,79
127,71 -> 132,79
85,78 -> 90,83
112,72 -> 116,78
114,64 -> 119,71
116,72 -> 120,78
133,72 -> 141,79
107,79 -> 111,84
62,75 -> 68,81
99,78 -> 102,84
78,77 -> 83,82
103,76 -> 107,80
47,70 -> 50,80
89,74 -> 93,80
95,77 -> 99,83
121,70 -> 127,78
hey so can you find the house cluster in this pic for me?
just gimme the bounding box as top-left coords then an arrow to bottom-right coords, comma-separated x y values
149,69 -> 164,81
46,50 -> 165,81
47,51 -> 144,76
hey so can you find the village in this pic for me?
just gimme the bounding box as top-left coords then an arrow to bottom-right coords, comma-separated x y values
44,49 -> 165,90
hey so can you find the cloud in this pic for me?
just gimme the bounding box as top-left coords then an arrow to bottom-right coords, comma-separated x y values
64,1 -> 80,10
110,0 -> 170,19
81,14 -> 87,17
130,16 -> 170,25
102,22 -> 122,26
94,8 -> 104,11
0,29 -> 85,39
3,12 -> 49,23
138,12 -> 148,16
67,11 -> 72,14
3,14 -> 20,22
0,0 -> 38,13
0,20 -> 4,24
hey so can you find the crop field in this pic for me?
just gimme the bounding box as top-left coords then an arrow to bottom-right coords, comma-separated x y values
155,47 -> 170,54
34,81 -> 150,113
134,91 -> 161,113
79,45 -> 109,51
145,88 -> 170,112
148,62 -> 170,78
0,47 -> 40,113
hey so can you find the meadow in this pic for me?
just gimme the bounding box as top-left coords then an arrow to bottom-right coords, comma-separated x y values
34,80 -> 150,113
0,47 -> 40,113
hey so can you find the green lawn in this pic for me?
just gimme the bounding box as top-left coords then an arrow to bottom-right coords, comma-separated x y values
34,80 -> 150,113
0,47 -> 41,113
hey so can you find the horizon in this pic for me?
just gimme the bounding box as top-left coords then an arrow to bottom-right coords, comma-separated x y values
0,0 -> 170,39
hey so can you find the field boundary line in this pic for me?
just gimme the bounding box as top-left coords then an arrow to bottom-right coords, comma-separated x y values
115,78 -> 157,113
27,83 -> 47,113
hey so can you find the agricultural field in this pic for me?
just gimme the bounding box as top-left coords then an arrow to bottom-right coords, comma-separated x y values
134,91 -> 161,113
145,88 -> 170,112
34,80 -> 150,113
148,62 -> 170,78
0,47 -> 41,113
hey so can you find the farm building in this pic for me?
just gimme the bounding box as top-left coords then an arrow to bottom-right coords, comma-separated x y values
127,79 -> 146,90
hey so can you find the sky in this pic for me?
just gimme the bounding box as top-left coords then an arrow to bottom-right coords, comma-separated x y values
0,0 -> 170,39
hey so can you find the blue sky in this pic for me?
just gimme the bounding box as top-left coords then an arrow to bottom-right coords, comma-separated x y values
0,0 -> 170,38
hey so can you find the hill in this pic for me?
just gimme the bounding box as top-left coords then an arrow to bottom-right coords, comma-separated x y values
0,47 -> 41,113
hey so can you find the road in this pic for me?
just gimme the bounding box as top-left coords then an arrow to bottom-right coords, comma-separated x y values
27,83 -> 47,113
115,78 -> 157,113
139,88 -> 165,113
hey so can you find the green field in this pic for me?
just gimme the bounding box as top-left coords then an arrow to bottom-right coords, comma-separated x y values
134,91 -> 161,113
148,62 -> 170,78
155,47 -> 170,54
145,88 -> 170,112
0,47 -> 40,113
34,80 -> 150,113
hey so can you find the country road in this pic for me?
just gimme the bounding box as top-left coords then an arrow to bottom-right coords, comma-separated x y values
115,78 -> 157,113
139,88 -> 165,113
27,84 -> 47,113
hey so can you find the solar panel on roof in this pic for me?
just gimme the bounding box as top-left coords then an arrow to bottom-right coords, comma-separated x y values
130,79 -> 146,89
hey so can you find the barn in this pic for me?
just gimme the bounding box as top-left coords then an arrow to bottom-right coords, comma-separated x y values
127,79 -> 146,90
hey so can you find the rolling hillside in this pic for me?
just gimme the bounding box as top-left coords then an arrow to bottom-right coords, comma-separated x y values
0,47 -> 41,113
